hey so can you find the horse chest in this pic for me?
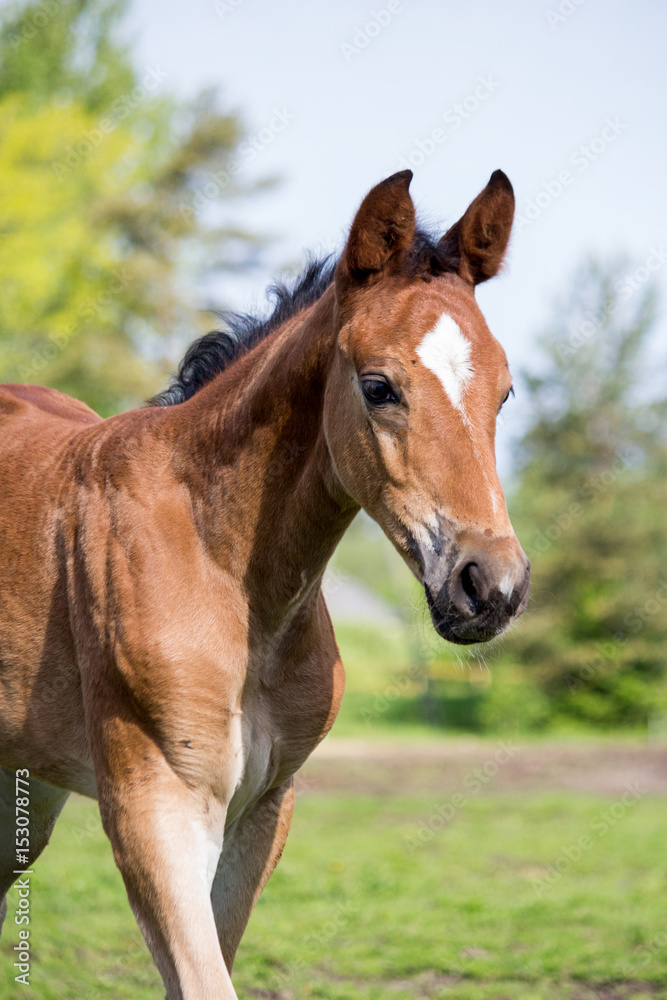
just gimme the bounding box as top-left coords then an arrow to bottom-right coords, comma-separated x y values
227,638 -> 344,823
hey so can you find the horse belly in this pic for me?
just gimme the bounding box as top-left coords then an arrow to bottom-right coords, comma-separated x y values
0,613 -> 96,796
0,405 -> 95,796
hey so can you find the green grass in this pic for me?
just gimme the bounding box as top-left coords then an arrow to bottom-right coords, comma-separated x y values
2,788 -> 666,999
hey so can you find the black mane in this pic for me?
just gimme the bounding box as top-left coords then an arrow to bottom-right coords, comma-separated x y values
149,230 -> 449,407
149,255 -> 338,407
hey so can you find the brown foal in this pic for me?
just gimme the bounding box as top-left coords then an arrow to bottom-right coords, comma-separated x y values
0,169 -> 529,998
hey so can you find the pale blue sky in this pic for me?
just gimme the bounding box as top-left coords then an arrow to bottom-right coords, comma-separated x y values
122,0 -> 666,422
122,0 -> 666,467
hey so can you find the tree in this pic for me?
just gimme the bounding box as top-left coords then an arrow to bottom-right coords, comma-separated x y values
0,0 -> 264,414
497,259 -> 667,729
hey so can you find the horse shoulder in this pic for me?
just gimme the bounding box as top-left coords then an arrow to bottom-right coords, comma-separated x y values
69,455 -> 249,786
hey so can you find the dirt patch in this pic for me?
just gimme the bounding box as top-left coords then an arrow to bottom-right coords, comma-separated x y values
248,974 -> 664,1000
296,738 -> 667,798
570,983 -> 664,1000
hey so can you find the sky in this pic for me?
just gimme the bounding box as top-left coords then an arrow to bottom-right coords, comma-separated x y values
119,0 -> 667,468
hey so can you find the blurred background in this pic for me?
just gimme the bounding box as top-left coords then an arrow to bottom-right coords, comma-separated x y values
1,2 -> 666,997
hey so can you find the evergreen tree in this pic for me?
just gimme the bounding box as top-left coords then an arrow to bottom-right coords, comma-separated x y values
501,259 -> 667,728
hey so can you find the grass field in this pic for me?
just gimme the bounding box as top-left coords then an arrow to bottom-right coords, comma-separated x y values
2,745 -> 666,1000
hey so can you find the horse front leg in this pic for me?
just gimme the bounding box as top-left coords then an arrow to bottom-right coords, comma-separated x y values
211,779 -> 295,973
92,731 -> 238,1000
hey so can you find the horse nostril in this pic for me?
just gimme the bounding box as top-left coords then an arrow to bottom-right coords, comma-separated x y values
515,563 -> 531,614
460,562 -> 482,613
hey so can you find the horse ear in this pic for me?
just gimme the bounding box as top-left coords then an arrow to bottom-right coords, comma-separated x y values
437,170 -> 514,286
341,170 -> 416,279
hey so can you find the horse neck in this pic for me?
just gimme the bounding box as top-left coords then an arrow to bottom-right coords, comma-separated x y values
172,284 -> 358,627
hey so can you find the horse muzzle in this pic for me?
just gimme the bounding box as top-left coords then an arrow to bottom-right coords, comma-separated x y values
423,536 -> 530,645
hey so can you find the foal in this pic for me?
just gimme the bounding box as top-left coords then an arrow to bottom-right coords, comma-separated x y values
0,169 -> 529,998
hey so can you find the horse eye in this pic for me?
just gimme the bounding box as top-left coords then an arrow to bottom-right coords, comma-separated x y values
362,377 -> 399,405
500,385 -> 515,410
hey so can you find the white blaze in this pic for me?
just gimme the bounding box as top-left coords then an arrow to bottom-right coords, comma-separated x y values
416,312 -> 473,411
417,312 -> 502,516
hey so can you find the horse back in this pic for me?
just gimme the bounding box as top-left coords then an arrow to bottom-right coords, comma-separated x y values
0,383 -> 101,426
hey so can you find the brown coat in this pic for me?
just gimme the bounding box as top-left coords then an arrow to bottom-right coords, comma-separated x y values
0,170 -> 528,999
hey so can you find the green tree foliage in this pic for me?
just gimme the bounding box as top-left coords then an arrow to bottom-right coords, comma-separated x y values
0,0 -> 261,414
501,260 -> 667,729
